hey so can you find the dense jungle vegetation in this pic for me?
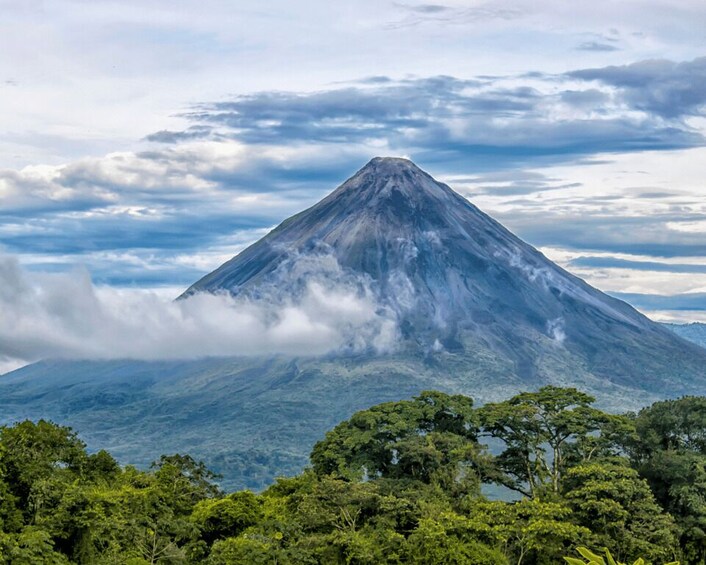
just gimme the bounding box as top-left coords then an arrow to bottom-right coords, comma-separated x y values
1,386 -> 704,564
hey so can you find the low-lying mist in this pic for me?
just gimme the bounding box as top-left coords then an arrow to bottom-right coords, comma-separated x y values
0,255 -> 398,373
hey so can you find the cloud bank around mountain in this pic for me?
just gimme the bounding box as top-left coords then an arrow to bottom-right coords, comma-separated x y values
0,255 -> 398,374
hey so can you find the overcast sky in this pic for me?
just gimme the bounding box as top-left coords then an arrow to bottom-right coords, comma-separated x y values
2,0 -> 706,323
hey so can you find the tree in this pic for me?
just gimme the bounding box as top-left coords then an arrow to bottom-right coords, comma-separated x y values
84,450 -> 120,483
0,527 -> 70,565
404,512 -> 507,565
0,420 -> 87,518
565,546 -> 680,565
562,462 -> 678,563
479,386 -> 620,498
214,474 -> 410,564
630,397 -> 706,564
464,498 -> 589,565
191,491 -> 262,545
152,454 -> 221,512
0,475 -> 22,535
3,392 -> 706,564
311,391 -> 491,496
207,536 -> 281,565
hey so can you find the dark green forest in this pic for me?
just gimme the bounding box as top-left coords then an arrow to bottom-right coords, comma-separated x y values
1,387 -> 704,564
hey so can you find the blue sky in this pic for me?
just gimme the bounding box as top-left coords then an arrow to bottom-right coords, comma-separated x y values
2,0 -> 706,325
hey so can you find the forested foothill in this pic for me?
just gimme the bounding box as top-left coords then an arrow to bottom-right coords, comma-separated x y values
1,387 -> 704,564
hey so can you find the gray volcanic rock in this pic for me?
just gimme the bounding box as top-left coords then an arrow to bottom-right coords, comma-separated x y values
183,157 -> 706,390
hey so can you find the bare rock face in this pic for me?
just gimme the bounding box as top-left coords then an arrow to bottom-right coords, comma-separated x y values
182,157 -> 706,388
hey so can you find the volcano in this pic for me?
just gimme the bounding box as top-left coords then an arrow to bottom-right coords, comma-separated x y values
183,157 -> 704,388
2,157 -> 705,489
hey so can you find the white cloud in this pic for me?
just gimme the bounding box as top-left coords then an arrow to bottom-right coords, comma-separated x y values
0,139 -> 370,216
0,254 -> 398,372
642,310 -> 706,323
2,0 -> 706,168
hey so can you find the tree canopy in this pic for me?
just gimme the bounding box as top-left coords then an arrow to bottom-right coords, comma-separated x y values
0,388 -> 702,564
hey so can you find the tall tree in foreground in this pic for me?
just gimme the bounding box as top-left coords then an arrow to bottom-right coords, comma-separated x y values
311,391 -> 494,497
478,386 -> 629,498
464,498 -> 589,565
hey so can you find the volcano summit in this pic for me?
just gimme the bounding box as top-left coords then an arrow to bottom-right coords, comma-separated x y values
2,157 -> 705,489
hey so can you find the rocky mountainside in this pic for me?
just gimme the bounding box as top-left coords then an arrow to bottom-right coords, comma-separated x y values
184,157 -> 706,390
2,157 -> 706,489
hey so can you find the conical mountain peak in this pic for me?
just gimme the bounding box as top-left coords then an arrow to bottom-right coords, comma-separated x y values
180,157 -> 486,299
183,158 -> 690,351
182,157 -> 652,342
344,156 -> 445,192
360,156 -> 421,175
323,156 -> 464,218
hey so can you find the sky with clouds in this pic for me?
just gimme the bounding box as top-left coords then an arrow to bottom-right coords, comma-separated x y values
2,0 -> 706,332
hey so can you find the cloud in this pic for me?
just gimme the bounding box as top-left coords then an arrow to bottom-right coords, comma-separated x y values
387,1 -> 524,28
569,57 -> 706,118
3,0 -> 706,176
171,73 -> 703,165
0,164 -> 116,214
0,140 -> 369,219
0,140 -> 371,285
0,254 -> 398,372
568,256 -> 706,274
394,3 -> 452,14
2,57 -> 706,302
558,89 -> 610,108
611,292 -> 706,312
546,317 -> 566,343
144,126 -> 215,144
500,211 -> 706,258
576,41 -> 620,52
451,170 -> 582,196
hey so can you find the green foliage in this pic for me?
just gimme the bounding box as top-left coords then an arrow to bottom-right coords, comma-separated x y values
563,462 -> 678,562
191,491 -> 262,545
0,527 -> 71,564
564,546 -> 680,565
1,388 -> 705,563
0,420 -> 88,518
311,390 -> 492,497
207,536 -> 280,565
479,386 -> 624,498
464,498 -> 590,564
630,397 -> 706,564
404,513 -> 507,564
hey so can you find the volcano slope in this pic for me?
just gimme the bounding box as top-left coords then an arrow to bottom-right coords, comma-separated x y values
182,157 -> 705,393
3,157 -> 705,489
